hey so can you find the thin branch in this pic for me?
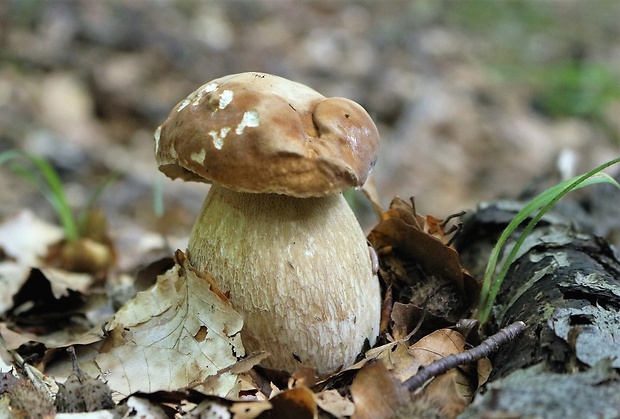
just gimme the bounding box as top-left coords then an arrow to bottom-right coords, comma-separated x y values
404,321 -> 526,392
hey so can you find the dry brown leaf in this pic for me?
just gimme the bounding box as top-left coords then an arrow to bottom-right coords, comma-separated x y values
186,396 -> 272,419
350,360 -> 409,419
367,197 -> 479,323
412,369 -> 471,419
403,329 -> 493,418
366,340 -> 422,383
259,387 -> 318,419
394,370 -> 469,419
408,329 -> 466,366
91,250 -> 245,398
124,396 -> 171,418
289,367 -> 317,389
475,357 -> 492,389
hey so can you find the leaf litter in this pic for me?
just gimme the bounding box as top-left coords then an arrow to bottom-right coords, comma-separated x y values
0,193 -> 507,418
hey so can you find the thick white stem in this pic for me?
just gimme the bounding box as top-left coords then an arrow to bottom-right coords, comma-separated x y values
188,184 -> 380,375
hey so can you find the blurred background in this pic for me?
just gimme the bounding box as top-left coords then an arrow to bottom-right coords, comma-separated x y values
1,0 -> 619,247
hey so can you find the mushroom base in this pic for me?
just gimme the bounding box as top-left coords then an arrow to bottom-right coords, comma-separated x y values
187,185 -> 381,375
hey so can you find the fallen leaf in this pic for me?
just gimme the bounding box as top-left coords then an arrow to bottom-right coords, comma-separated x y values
366,340 -> 422,383
367,197 -> 479,324
92,250 -> 245,397
408,329 -> 466,366
0,210 -> 64,267
350,360 -> 409,419
0,262 -> 31,315
258,386 -> 317,419
314,389 -> 355,418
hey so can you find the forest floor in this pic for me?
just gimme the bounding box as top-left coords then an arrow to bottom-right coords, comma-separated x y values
0,1 -> 619,417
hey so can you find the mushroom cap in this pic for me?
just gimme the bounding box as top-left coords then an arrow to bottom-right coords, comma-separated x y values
155,72 -> 380,197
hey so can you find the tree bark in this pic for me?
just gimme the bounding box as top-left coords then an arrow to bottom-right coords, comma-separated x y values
454,194 -> 620,418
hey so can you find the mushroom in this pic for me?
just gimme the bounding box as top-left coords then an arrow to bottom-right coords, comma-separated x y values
154,72 -> 381,375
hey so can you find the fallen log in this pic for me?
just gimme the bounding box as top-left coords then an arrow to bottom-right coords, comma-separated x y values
454,190 -> 620,417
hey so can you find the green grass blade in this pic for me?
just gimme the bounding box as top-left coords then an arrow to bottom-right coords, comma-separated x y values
477,157 -> 620,323
24,153 -> 79,241
0,150 -> 79,241
0,150 -> 22,165
153,172 -> 165,218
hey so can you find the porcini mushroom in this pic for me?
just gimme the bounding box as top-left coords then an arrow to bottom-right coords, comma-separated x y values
154,72 -> 381,375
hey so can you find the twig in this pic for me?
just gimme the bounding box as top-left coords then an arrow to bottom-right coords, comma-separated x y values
404,321 -> 526,392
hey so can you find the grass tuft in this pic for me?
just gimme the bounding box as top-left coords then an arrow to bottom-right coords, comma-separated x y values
476,157 -> 620,324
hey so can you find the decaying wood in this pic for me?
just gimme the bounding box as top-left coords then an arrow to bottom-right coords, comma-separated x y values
454,195 -> 620,418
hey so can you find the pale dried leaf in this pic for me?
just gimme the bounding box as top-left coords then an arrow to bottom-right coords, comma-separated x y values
124,396 -> 169,419
93,253 -> 244,397
0,323 -> 38,350
0,262 -> 31,315
39,267 -> 94,299
315,389 -> 355,418
189,398 -> 272,419
0,210 -> 64,267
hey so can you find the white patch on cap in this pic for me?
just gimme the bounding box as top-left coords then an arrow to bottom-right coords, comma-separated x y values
235,110 -> 260,135
154,125 -> 162,153
209,127 -> 231,150
177,98 -> 191,112
219,90 -> 233,109
183,82 -> 219,109
191,149 -> 206,164
204,82 -> 218,93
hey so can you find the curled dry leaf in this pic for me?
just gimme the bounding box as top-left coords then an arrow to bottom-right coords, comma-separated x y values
395,372 -> 467,419
0,211 -> 110,328
367,197 -> 479,325
92,250 -> 244,398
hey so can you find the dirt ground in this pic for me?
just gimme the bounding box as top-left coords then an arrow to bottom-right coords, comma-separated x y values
1,0 -> 619,250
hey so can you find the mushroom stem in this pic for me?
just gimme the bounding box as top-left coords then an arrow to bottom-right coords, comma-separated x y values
187,184 -> 381,375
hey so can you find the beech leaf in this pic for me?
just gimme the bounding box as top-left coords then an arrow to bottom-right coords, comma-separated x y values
94,251 -> 245,397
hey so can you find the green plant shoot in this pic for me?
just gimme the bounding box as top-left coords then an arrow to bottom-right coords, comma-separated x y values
1,150 -> 79,241
0,150 -> 117,243
476,157 -> 620,324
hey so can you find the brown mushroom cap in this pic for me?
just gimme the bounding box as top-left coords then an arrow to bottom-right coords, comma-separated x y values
155,72 -> 380,197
